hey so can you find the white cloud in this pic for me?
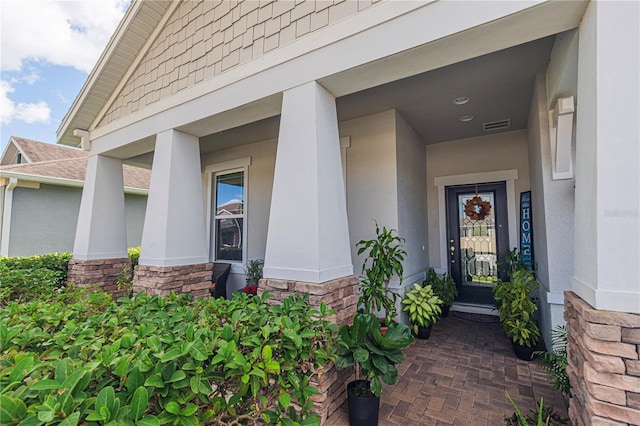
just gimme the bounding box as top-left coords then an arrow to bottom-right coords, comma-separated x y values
1,0 -> 129,74
1,81 -> 51,125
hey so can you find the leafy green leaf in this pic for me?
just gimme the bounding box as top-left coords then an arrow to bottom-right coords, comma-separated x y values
130,386 -> 149,421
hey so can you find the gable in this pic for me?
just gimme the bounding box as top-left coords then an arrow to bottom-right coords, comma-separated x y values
1,137 -> 85,165
98,0 -> 374,128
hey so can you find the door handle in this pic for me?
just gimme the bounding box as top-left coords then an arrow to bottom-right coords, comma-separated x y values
449,239 -> 455,263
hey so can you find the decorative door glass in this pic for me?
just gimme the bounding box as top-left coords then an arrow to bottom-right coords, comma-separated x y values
457,192 -> 498,288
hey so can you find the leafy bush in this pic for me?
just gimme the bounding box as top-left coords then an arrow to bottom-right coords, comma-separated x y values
0,253 -> 72,306
117,247 -> 142,297
1,285 -> 337,425
493,269 -> 541,347
534,326 -> 570,397
423,268 -> 457,308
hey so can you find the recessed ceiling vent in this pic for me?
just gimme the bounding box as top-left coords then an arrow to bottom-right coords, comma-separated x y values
483,119 -> 511,132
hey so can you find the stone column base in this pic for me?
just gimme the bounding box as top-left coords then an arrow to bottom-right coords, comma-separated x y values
67,258 -> 131,298
565,291 -> 640,426
261,275 -> 359,424
133,263 -> 213,298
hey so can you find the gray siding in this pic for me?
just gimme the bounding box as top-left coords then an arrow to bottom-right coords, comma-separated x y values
7,184 -> 146,257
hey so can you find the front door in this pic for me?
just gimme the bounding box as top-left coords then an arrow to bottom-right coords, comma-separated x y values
446,182 -> 509,304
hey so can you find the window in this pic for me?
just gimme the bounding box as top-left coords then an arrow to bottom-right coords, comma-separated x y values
213,170 -> 245,262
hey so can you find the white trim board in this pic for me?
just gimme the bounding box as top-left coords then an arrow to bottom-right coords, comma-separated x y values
434,169 -> 519,270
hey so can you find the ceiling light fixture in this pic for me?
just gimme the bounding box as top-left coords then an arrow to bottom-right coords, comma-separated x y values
459,115 -> 474,122
453,96 -> 470,105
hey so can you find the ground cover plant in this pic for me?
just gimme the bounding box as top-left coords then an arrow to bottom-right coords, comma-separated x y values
1,263 -> 337,426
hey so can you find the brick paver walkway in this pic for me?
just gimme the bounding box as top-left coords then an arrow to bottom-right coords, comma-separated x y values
326,312 -> 569,425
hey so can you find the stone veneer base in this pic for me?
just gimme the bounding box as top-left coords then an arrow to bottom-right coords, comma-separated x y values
261,276 -> 359,424
67,258 -> 131,298
565,291 -> 640,426
133,263 -> 213,298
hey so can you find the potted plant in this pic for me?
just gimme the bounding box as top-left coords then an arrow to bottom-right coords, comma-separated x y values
336,312 -> 414,426
424,268 -> 458,317
401,283 -> 443,339
493,268 -> 542,360
356,223 -> 406,327
243,259 -> 263,295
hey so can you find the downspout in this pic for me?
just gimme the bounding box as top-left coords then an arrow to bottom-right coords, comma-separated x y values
1,177 -> 18,256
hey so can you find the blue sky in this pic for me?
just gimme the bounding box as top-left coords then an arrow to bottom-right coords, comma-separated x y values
1,0 -> 129,151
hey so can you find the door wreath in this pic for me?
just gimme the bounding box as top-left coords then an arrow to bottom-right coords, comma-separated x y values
464,195 -> 492,221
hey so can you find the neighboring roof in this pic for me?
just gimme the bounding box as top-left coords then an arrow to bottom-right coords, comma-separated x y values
0,136 -> 150,192
0,157 -> 150,191
57,1 -> 172,147
1,136 -> 86,166
8,136 -> 86,163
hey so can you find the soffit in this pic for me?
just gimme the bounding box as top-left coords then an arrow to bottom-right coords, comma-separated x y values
56,1 -> 171,148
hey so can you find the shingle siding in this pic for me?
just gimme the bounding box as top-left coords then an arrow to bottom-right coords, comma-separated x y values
100,0 -> 378,126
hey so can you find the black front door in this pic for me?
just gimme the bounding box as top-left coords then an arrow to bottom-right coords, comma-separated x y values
446,182 -> 509,305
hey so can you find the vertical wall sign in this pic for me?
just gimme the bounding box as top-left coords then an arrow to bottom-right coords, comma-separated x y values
520,191 -> 534,269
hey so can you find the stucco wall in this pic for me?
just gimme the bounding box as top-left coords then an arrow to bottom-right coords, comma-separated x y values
124,193 -> 148,248
101,0 -> 378,126
426,130 -> 531,270
201,111 -> 411,295
201,138 -> 277,294
7,184 -> 147,257
9,185 -> 81,256
528,71 -> 576,346
395,111 -> 428,280
340,110 -> 398,279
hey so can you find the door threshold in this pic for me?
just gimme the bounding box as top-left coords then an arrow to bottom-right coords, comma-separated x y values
450,302 -> 498,316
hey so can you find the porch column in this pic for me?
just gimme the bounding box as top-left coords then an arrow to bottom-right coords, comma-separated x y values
133,129 -> 212,298
567,2 -> 640,425
67,154 -> 130,296
263,81 -> 358,423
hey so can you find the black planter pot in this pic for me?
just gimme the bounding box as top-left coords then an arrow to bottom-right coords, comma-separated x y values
441,305 -> 450,318
413,325 -> 432,340
347,380 -> 380,426
511,340 -> 536,361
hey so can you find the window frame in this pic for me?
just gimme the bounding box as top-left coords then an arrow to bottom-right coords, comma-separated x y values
205,158 -> 251,267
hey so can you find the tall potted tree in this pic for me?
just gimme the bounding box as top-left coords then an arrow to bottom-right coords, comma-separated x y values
336,312 -> 414,426
356,223 -> 406,326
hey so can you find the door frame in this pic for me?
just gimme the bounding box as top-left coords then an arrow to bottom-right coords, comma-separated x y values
446,182 -> 509,304
434,170 -> 519,275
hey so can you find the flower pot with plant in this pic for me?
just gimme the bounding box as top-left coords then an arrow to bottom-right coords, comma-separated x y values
493,268 -> 542,360
401,283 -> 443,339
356,223 -> 406,327
243,259 -> 263,295
336,312 -> 414,426
424,268 -> 458,317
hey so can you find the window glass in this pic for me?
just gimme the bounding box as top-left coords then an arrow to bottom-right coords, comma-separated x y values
215,172 -> 244,215
214,171 -> 244,262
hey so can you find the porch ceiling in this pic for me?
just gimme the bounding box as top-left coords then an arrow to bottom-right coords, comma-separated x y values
200,36 -> 554,152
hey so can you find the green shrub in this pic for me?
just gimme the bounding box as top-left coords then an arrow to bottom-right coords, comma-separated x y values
117,247 -> 142,297
0,253 -> 72,306
1,285 -> 337,425
534,326 -> 570,397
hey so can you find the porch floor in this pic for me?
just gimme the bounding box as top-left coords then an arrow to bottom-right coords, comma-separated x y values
326,312 -> 569,426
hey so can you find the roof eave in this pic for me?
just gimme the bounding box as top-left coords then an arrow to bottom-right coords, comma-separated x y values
56,0 -> 145,147
0,170 -> 148,195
